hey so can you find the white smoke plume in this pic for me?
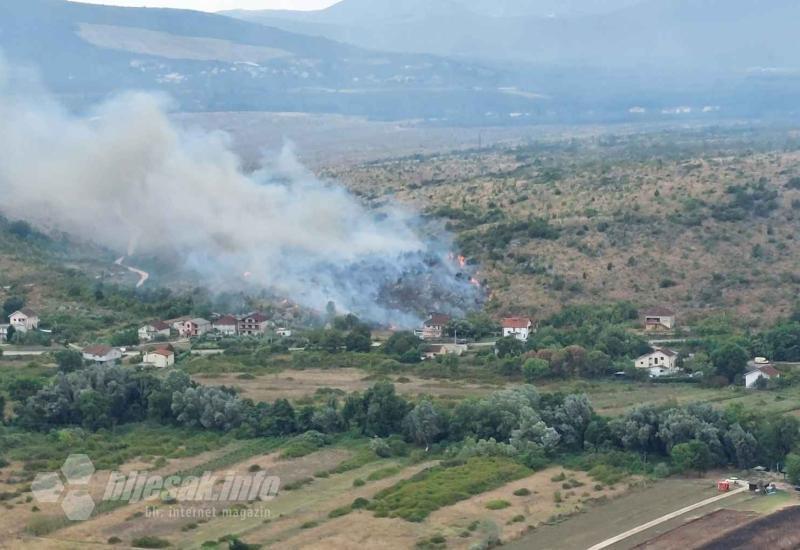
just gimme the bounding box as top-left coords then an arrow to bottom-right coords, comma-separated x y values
0,62 -> 479,325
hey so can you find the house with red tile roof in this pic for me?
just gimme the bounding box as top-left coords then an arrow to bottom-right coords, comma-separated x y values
502,317 -> 533,341
420,313 -> 451,340
138,321 -> 171,342
82,345 -> 122,364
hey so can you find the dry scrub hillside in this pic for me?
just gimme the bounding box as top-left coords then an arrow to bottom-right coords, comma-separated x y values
326,128 -> 800,325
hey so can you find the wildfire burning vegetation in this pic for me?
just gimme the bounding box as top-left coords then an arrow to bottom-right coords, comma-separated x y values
0,63 -> 484,327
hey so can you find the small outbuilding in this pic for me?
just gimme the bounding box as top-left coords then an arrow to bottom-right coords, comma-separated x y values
143,348 -> 175,368
82,345 -> 122,364
643,307 -> 676,331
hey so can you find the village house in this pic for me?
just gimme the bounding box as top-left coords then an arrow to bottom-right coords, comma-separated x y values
502,317 -> 534,342
138,321 -> 171,342
643,307 -> 676,331
635,348 -> 679,377
143,348 -> 175,368
418,313 -> 451,340
0,324 -> 9,344
276,328 -> 293,338
9,308 -> 39,333
82,345 -> 122,364
165,316 -> 192,332
745,358 -> 780,388
181,318 -> 211,338
422,343 -> 468,360
239,313 -> 269,336
213,315 -> 239,336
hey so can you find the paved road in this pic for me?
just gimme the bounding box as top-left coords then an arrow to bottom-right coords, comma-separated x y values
586,486 -> 748,550
0,349 -> 49,357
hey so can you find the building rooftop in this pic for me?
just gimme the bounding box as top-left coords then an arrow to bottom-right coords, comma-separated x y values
643,306 -> 676,317
502,317 -> 532,329
83,345 -> 114,356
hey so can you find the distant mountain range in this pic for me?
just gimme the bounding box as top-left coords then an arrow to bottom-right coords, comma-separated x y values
1,0 -> 798,123
0,0 -> 534,120
226,0 -> 800,69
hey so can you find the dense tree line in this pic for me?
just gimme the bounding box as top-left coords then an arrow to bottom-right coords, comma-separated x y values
12,362 -> 797,476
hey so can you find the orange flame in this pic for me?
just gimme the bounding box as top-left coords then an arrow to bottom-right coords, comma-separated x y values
458,255 -> 467,268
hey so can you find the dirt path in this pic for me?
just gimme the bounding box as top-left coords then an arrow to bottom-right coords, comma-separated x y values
114,256 -> 149,288
587,486 -> 749,550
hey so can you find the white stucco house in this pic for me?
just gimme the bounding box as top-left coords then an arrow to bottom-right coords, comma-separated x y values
422,343 -> 468,360
502,317 -> 534,341
180,318 -> 211,338
418,313 -> 451,340
276,328 -> 293,338
82,345 -> 122,364
9,308 -> 39,333
138,321 -> 171,342
143,348 -> 175,368
213,315 -> 239,336
239,313 -> 270,336
745,360 -> 780,388
643,307 -> 676,331
635,348 -> 679,376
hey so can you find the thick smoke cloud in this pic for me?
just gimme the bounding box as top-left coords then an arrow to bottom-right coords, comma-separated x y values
0,62 -> 478,325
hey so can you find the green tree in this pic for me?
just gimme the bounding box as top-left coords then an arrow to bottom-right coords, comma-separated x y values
712,342 -> 749,383
403,399 -> 446,449
345,328 -> 372,353
495,336 -> 525,359
111,329 -> 139,347
383,331 -> 422,357
319,330 -> 344,353
357,382 -> 410,437
522,358 -> 550,382
7,377 -> 44,402
54,350 -> 84,373
786,453 -> 800,485
671,440 -> 712,476
2,296 -> 24,320
258,399 -> 296,436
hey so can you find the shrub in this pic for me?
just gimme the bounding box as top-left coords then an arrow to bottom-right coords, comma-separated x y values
328,506 -> 352,518
280,431 -> 328,459
652,463 -> 670,479
108,537 -> 122,544
367,466 -> 401,481
352,497 -> 370,509
588,465 -> 625,486
282,477 -> 314,491
485,499 -> 511,510
513,488 -> 531,496
550,472 -> 566,482
131,536 -> 171,548
353,478 -> 366,487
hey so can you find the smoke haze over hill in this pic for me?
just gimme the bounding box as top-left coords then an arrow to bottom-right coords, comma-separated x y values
0,61 -> 479,324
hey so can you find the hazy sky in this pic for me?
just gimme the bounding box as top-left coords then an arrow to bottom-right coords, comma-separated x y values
68,0 -> 339,11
